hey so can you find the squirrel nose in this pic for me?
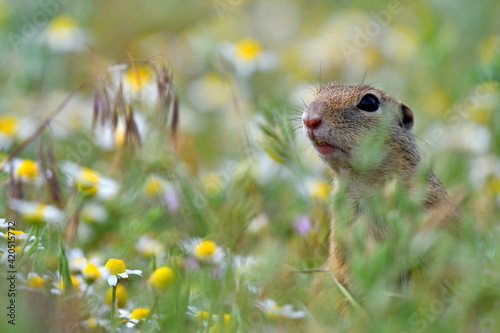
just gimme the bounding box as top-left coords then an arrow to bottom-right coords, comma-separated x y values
303,115 -> 322,129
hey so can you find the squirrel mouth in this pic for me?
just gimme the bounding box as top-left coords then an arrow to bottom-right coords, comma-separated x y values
314,141 -> 338,155
308,132 -> 342,155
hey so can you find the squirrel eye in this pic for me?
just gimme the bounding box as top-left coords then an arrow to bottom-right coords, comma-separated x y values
357,94 -> 380,112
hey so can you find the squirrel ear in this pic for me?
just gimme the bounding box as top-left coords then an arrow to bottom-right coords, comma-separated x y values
399,103 -> 414,130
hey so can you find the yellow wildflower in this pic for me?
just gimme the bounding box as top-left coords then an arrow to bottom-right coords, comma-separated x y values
149,266 -> 174,290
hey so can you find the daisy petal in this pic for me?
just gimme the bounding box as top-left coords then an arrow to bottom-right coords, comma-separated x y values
126,269 -> 142,276
107,275 -> 118,286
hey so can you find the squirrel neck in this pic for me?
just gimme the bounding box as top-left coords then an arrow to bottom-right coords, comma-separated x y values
331,133 -> 422,200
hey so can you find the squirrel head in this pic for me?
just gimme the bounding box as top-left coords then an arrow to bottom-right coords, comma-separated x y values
302,84 -> 418,175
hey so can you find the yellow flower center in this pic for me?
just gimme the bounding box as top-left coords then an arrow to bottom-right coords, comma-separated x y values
105,284 -> 127,308
48,14 -> 77,38
70,257 -> 86,274
149,266 -> 174,290
114,123 -> 126,148
27,275 -> 45,289
125,66 -> 152,91
0,115 -> 18,135
85,318 -> 98,329
105,258 -> 126,275
310,181 -> 330,201
130,308 -> 150,320
143,175 -> 164,197
194,240 -> 216,259
266,305 -> 284,319
58,275 -> 80,291
485,175 -> 500,195
24,203 -> 46,223
223,313 -> 231,325
70,275 -> 80,289
4,230 -> 24,241
83,263 -> 101,282
17,159 -> 38,180
236,38 -> 262,61
195,310 -> 211,321
468,106 -> 491,125
76,167 -> 100,196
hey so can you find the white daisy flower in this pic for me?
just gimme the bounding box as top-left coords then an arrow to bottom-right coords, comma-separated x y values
50,273 -> 83,295
231,255 -> 260,293
0,114 -> 38,151
0,228 -> 35,242
82,317 -> 110,330
81,202 -> 108,224
9,199 -> 64,225
65,248 -> 105,283
181,238 -> 225,265
231,255 -> 257,276
429,121 -> 490,154
19,272 -> 49,291
0,115 -> 19,150
104,258 -> 142,287
256,299 -> 305,319
142,174 -> 180,211
60,162 -> 119,200
306,178 -> 331,202
186,306 -> 232,331
108,63 -> 158,107
1,158 -> 41,183
43,14 -> 87,52
0,237 -> 44,265
93,113 -> 147,151
135,235 -> 165,260
67,248 -> 88,273
220,38 -> 278,76
118,308 -> 151,328
186,73 -> 229,112
247,212 -> 269,234
186,306 -> 218,326
469,154 -> 500,189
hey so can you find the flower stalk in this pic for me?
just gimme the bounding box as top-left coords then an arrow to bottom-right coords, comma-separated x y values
110,284 -> 117,332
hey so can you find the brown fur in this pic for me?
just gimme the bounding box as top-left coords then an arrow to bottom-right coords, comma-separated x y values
303,84 -> 460,318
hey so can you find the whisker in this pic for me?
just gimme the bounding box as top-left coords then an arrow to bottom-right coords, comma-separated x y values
278,98 -> 304,115
298,95 -> 309,108
415,135 -> 436,152
360,68 -> 367,85
290,129 -> 308,143
365,79 -> 384,87
303,86 -> 317,97
305,78 -> 318,94
286,108 -> 303,115
319,60 -> 323,92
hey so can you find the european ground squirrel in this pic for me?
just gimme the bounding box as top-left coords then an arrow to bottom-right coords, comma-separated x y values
303,84 -> 460,315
